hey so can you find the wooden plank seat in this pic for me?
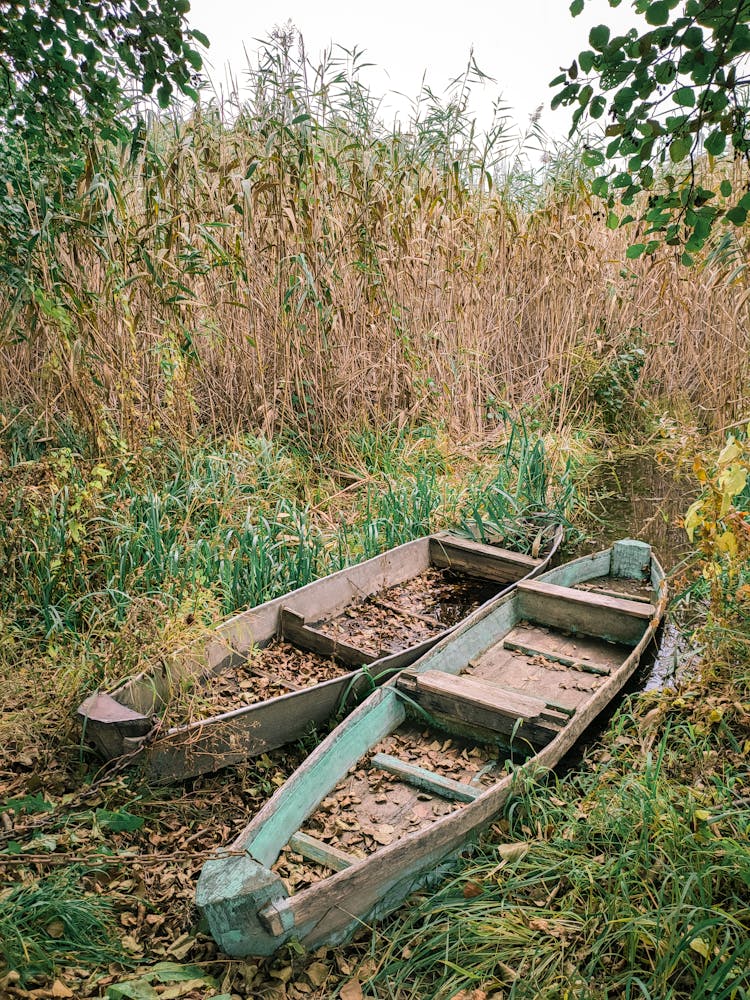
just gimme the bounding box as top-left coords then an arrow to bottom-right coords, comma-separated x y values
516,580 -> 656,646
397,670 -> 567,746
279,608 -> 379,667
370,752 -> 482,802
429,536 -> 541,583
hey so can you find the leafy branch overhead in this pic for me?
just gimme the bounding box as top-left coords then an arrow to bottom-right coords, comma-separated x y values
553,0 -> 750,262
0,0 -> 208,148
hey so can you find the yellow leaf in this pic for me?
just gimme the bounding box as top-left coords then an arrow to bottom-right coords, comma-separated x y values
684,499 -> 704,541
694,809 -> 711,822
690,936 -> 710,959
717,464 -> 748,513
708,708 -> 723,724
716,530 -> 738,556
717,440 -> 742,467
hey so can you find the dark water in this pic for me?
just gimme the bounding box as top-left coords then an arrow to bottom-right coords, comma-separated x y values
433,573 -> 503,627
574,453 -> 700,691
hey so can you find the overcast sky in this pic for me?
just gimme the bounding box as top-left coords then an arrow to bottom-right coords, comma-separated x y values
186,0 -> 642,138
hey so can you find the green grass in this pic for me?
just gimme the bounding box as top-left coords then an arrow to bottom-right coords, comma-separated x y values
0,419 -> 578,653
362,703 -> 750,1000
0,866 -> 121,984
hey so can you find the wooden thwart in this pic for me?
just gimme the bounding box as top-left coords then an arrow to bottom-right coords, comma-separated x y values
288,832 -> 355,873
370,752 -> 481,803
517,580 -> 655,646
429,536 -> 540,583
397,670 -> 565,744
280,608 -> 378,667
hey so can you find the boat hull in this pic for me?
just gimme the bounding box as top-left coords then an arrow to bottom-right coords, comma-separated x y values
197,540 -> 666,955
78,529 -> 561,780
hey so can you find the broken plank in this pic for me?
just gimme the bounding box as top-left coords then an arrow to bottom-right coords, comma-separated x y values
370,752 -> 481,803
288,832 -> 355,872
502,638 -> 611,676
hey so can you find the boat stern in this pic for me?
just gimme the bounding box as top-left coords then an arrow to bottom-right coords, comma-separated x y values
196,852 -> 291,957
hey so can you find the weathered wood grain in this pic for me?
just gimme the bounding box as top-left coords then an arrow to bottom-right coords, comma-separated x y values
280,608 -> 378,666
517,580 -> 655,646
370,752 -> 482,802
429,536 -> 539,583
396,670 -> 565,744
288,832 -> 356,872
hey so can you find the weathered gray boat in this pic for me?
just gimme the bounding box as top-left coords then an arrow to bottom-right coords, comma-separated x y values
197,539 -> 666,956
78,528 -> 561,781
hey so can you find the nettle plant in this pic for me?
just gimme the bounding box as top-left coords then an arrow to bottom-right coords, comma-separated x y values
553,0 -> 750,264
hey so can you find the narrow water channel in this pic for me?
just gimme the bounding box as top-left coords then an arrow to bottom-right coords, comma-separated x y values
574,452 -> 699,692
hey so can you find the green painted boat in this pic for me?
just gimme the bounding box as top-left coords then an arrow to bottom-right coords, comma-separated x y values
77,527 -> 562,781
197,539 -> 666,956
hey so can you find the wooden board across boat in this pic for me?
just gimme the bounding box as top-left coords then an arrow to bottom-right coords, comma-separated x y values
77,527 -> 562,781
196,539 -> 666,957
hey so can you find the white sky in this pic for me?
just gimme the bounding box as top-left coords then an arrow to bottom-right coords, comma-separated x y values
186,0 -> 643,139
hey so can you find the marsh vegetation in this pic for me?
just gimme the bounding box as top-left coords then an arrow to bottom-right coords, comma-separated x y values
1,26 -> 749,1000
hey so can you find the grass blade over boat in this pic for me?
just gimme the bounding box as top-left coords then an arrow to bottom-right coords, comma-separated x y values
77,527 -> 562,781
197,539 -> 667,956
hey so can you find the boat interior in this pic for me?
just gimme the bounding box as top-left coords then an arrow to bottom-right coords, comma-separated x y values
269,567 -> 657,894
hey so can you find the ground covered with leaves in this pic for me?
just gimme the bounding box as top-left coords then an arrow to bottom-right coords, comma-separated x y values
2,429 -> 749,998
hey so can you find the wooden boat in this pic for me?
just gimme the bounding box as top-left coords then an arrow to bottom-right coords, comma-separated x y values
197,539 -> 666,956
78,527 -> 562,781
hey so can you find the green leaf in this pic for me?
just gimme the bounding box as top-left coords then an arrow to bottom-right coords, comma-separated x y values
579,49 -> 595,73
583,148 -> 605,167
590,94 -> 606,118
589,24 -> 610,51
674,86 -> 695,107
592,176 -> 609,196
720,179 -> 732,198
95,809 -> 144,832
570,0 -> 584,14
606,211 -> 619,229
726,205 -> 747,226
2,793 -> 54,814
190,28 -> 210,47
705,130 -> 726,156
645,1 -> 670,25
669,137 -> 691,163
626,243 -> 647,258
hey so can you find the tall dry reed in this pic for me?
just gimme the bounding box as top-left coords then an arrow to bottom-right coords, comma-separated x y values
1,31 -> 748,453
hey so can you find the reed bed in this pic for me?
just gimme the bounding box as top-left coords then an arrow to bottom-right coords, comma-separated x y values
1,34 -> 748,455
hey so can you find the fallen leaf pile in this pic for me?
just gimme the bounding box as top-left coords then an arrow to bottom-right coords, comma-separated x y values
272,725 -> 497,893
164,641 -> 344,724
313,568 -> 498,654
